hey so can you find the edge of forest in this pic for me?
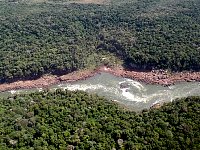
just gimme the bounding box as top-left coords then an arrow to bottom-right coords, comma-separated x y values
0,66 -> 200,92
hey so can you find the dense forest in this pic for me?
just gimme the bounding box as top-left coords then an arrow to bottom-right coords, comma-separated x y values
0,1 -> 199,149
0,90 -> 199,149
0,0 -> 200,83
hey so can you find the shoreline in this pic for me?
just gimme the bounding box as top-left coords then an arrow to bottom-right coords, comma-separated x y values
0,66 -> 200,92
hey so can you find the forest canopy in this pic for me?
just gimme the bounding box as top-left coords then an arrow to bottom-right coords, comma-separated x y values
0,0 -> 200,83
0,90 -> 199,149
0,1 -> 200,149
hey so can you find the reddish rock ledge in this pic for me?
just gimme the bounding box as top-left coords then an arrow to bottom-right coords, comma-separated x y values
0,66 -> 200,92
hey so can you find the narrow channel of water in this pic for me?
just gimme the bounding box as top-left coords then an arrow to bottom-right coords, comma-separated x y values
1,72 -> 200,111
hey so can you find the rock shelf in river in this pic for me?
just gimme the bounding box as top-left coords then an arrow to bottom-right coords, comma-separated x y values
0,66 -> 200,92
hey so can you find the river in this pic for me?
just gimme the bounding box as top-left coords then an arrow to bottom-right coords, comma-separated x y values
0,72 -> 200,111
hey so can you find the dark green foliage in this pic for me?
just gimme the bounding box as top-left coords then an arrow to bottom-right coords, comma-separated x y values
0,0 -> 200,82
0,90 -> 199,149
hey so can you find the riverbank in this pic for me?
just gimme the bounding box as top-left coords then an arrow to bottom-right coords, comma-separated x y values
0,66 -> 200,92
102,66 -> 200,86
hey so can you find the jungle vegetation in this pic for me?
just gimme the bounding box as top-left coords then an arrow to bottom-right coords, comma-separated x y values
0,1 -> 200,149
0,0 -> 200,83
0,90 -> 199,149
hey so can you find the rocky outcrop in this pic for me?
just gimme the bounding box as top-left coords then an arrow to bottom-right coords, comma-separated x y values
0,66 -> 200,92
100,66 -> 200,86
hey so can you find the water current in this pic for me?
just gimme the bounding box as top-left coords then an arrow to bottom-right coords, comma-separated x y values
0,72 -> 200,111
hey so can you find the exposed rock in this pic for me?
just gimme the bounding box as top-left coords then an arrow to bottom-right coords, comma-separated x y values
120,82 -> 129,89
0,66 -> 200,92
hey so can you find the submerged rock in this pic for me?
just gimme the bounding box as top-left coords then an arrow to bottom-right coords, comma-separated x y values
120,82 -> 129,89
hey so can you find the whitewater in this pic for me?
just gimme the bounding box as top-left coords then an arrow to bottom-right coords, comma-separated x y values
1,72 -> 200,111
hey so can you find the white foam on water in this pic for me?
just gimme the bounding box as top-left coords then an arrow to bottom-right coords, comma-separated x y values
10,90 -> 16,94
121,88 -> 147,102
1,72 -> 200,111
112,99 -> 119,102
60,83 -> 122,101
62,84 -> 105,91
10,90 -> 24,95
121,88 -> 175,103
119,81 -> 126,85
168,85 -> 175,90
145,90 -> 171,102
37,88 -> 43,92
126,79 -> 146,91
151,100 -> 161,106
